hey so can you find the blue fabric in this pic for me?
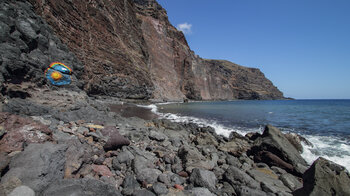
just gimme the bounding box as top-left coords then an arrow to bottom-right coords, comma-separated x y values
46,68 -> 72,86
52,65 -> 71,74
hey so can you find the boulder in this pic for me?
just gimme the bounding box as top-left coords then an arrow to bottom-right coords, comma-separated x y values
187,187 -> 216,196
92,164 -> 114,177
149,130 -> 168,142
64,139 -> 94,178
0,112 -> 52,153
0,142 -> 68,193
247,168 -> 291,193
100,126 -> 130,151
284,133 -> 313,153
293,157 -> 350,196
178,145 -> 215,172
152,182 -> 169,195
136,168 -> 162,184
223,166 -> 260,189
279,173 -> 302,191
253,151 -> 294,174
43,178 -> 122,196
190,168 -> 217,191
133,189 -> 156,196
234,186 -> 268,196
117,149 -> 135,164
218,137 -> 251,157
0,152 -> 10,177
194,132 -> 219,147
8,185 -> 35,196
248,125 -> 308,176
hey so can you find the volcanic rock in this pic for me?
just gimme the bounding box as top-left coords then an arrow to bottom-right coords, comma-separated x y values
224,166 -> 260,189
8,185 -> 35,196
0,112 -> 52,153
43,178 -> 122,196
248,125 -> 308,176
0,142 -> 68,193
26,0 -> 284,101
190,168 -> 217,191
293,157 -> 350,196
100,126 -> 130,151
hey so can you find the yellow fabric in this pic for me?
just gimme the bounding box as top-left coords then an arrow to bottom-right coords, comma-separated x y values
51,71 -> 62,81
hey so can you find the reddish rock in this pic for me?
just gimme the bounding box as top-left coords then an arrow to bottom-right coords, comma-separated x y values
28,0 -> 284,101
177,171 -> 189,178
0,112 -> 52,153
254,151 -> 294,173
100,126 -> 130,151
92,164 -> 113,177
174,184 -> 184,191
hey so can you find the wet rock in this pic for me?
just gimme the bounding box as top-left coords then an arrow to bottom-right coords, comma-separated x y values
149,130 -> 168,141
1,142 -> 68,193
224,166 -> 260,189
100,126 -> 130,151
188,187 -> 216,196
0,112 -> 52,153
152,182 -> 169,195
293,157 -> 350,196
190,168 -> 217,191
284,133 -> 312,153
43,178 -> 122,196
8,185 -> 35,196
248,125 -> 308,176
279,173 -> 302,191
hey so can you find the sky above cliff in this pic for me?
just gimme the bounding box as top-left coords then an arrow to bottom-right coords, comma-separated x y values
157,0 -> 350,99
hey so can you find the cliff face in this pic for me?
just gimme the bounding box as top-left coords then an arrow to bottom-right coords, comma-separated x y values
26,0 -> 284,100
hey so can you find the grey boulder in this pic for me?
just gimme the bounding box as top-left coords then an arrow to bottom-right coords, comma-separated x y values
1,142 -> 68,193
190,168 -> 217,191
293,157 -> 350,196
43,178 -> 122,196
8,186 -> 35,196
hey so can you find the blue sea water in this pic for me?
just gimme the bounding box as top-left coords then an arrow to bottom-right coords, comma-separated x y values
148,100 -> 350,171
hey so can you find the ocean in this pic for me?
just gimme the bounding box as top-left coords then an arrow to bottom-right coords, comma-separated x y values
143,100 -> 350,171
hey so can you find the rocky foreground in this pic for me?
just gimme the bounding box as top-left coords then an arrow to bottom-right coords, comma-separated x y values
1,87 -> 350,196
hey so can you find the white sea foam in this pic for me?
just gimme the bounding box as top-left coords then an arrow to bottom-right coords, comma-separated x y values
301,135 -> 350,172
142,103 -> 350,172
141,103 -> 262,137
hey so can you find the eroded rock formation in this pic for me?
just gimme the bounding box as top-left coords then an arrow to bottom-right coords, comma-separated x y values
26,0 -> 284,101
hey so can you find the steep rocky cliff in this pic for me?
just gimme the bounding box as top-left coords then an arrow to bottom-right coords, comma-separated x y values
17,0 -> 283,100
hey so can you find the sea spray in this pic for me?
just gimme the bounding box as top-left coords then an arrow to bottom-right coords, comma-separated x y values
141,100 -> 350,172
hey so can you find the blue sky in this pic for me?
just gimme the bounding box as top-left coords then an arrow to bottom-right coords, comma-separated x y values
157,0 -> 350,99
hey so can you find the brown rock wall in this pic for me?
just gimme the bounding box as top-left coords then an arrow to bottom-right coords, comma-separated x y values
28,0 -> 284,101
